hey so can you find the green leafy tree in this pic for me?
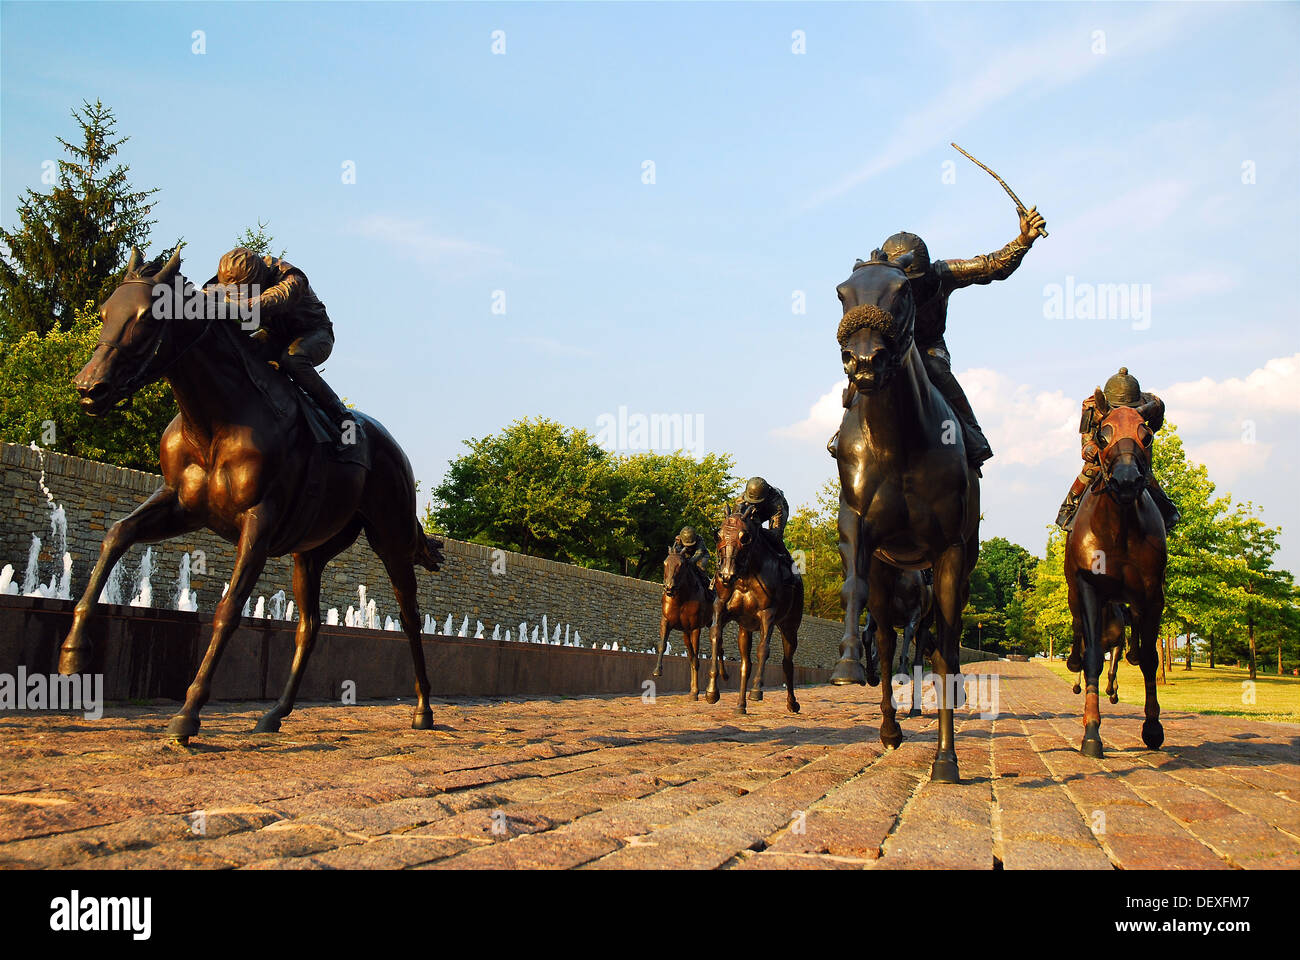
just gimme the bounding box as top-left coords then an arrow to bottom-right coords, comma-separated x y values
962,536 -> 1037,653
234,220 -> 285,259
1022,526 -> 1073,659
0,300 -> 175,470
0,100 -> 159,339
785,479 -> 844,619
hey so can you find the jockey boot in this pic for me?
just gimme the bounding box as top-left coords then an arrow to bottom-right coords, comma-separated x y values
921,356 -> 994,469
1055,473 -> 1091,531
1147,476 -> 1181,532
288,361 -> 353,449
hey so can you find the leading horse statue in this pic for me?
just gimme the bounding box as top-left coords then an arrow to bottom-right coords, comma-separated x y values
828,252 -> 981,783
60,246 -> 445,742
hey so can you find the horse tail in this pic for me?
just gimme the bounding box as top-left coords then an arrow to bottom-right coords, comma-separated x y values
417,529 -> 445,572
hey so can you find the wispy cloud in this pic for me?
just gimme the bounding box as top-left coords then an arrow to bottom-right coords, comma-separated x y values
354,214 -> 502,265
800,4 -> 1213,213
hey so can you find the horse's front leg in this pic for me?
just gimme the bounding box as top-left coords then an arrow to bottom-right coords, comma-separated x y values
166,505 -> 273,743
929,546 -> 969,782
60,486 -> 197,674
705,599 -> 725,704
1074,573 -> 1106,758
750,611 -> 774,701
831,503 -> 869,685
735,626 -> 753,716
653,614 -> 670,679
1134,589 -> 1165,750
867,564 -> 901,748
686,626 -> 701,700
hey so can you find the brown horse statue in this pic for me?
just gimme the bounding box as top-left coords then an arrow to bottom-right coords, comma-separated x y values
828,253 -> 981,783
706,508 -> 802,715
652,550 -> 716,698
1064,392 -> 1168,757
60,246 -> 445,742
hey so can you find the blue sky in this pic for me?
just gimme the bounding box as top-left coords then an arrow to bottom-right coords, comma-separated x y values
3,2 -> 1298,569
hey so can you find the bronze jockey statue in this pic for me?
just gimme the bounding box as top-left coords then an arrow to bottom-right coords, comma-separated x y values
1056,367 -> 1181,532
830,206 -> 1047,470
208,247 -> 351,442
736,477 -> 792,563
670,525 -> 712,589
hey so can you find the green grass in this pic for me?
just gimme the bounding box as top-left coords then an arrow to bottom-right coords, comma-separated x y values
1039,658 -> 1300,724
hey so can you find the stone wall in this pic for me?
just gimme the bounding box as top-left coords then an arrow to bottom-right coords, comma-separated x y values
0,442 -> 849,669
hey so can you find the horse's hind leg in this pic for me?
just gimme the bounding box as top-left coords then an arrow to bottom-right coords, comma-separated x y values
255,552 -> 322,733
751,613 -> 773,701
779,613 -> 800,715
379,551 -> 434,729
685,626 -> 701,699
1135,590 -> 1165,749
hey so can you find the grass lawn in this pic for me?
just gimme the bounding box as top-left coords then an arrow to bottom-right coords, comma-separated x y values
1038,658 -> 1300,724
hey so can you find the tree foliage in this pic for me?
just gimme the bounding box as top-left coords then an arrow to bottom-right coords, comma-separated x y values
425,418 -> 737,578
0,100 -> 160,340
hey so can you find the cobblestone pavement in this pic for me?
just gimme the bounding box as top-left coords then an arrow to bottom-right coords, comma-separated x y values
1,662 -> 1296,869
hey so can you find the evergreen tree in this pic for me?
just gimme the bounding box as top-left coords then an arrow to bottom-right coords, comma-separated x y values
0,100 -> 159,339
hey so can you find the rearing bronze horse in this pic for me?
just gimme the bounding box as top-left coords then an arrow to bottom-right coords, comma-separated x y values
60,246 -> 445,742
1064,394 -> 1167,757
829,254 -> 981,783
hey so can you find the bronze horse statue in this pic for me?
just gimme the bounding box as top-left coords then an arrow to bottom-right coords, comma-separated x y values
1064,392 -> 1168,757
653,550 -> 716,698
828,253 -> 981,783
60,246 -> 445,742
706,509 -> 802,715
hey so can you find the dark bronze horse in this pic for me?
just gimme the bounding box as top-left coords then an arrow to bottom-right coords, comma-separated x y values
706,509 -> 802,715
60,246 -> 445,742
653,550 -> 716,698
1064,394 -> 1167,757
828,254 -> 981,783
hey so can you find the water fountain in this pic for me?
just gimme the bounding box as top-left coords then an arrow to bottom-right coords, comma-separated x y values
365,598 -> 377,630
327,608 -> 339,625
268,590 -> 286,620
252,596 -> 266,619
130,547 -> 155,608
0,564 -> 16,596
285,601 -> 295,622
474,620 -> 484,639
491,623 -> 501,641
173,553 -> 198,612
457,616 -> 468,638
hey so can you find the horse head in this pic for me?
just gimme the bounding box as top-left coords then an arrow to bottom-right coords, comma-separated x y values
74,245 -> 190,415
716,508 -> 755,586
836,252 -> 917,394
1092,388 -> 1155,506
663,550 -> 685,597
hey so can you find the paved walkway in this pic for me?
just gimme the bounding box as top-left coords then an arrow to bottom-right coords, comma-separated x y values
1,661 -> 1296,869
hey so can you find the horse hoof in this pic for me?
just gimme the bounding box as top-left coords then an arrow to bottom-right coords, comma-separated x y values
751,690 -> 763,701
165,714 -> 199,740
651,669 -> 662,679
1072,683 -> 1081,695
58,648 -> 90,675
1081,737 -> 1104,759
880,721 -> 902,750
930,756 -> 960,783
830,658 -> 866,686
690,693 -> 699,701
1142,719 -> 1164,750
735,705 -> 747,716
412,710 -> 434,730
704,690 -> 719,705
1109,693 -> 1119,705
252,715 -> 282,734
787,699 -> 800,714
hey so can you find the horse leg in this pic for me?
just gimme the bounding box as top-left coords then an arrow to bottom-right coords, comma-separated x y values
165,507 -> 273,742
1136,590 -> 1165,749
705,601 -> 725,705
255,519 -> 360,732
735,626 -> 752,716
653,615 -> 669,679
929,545 -> 968,782
686,626 -> 701,700
751,612 -> 773,701
1074,574 -> 1106,758
60,486 -> 197,674
778,610 -> 800,714
831,505 -> 869,685
377,550 -> 435,729
254,551 -> 322,733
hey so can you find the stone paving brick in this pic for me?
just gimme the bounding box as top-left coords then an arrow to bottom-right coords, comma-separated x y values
2,663 -> 1296,869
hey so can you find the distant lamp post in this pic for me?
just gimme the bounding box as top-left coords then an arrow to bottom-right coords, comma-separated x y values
977,622 -> 982,652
